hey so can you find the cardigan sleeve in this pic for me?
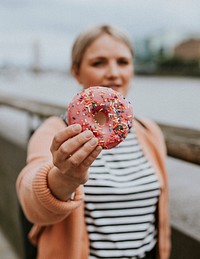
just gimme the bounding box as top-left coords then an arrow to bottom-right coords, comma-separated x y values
16,116 -> 84,226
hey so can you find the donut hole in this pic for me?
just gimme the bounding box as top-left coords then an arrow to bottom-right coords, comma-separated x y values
94,111 -> 107,125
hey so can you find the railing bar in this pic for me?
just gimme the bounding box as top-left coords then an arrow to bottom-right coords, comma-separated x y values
0,94 -> 199,165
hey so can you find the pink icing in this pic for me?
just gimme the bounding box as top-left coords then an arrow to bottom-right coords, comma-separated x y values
67,86 -> 133,149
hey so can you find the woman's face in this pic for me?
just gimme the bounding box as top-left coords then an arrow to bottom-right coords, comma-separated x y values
74,34 -> 134,96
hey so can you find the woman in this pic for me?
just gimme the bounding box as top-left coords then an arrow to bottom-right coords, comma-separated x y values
16,25 -> 171,259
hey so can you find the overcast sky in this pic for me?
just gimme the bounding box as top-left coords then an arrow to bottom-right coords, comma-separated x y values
1,0 -> 200,68
1,0 -> 200,36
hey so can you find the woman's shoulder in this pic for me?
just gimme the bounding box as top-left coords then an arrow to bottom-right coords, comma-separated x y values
134,117 -> 166,155
43,115 -> 66,127
134,117 -> 163,139
35,116 -> 66,133
28,116 -> 66,144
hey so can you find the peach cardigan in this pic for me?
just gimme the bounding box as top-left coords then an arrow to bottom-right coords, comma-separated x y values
16,116 -> 171,259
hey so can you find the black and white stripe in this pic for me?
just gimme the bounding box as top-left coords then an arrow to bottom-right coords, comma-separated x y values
85,128 -> 160,259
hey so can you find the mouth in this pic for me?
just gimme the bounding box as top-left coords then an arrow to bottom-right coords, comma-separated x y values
102,85 -> 121,92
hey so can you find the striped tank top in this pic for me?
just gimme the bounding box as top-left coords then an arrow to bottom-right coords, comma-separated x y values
84,127 -> 160,259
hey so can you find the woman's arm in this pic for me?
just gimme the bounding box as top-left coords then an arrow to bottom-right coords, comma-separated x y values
16,116 -> 101,225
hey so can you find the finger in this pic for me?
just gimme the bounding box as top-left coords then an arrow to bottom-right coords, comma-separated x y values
68,137 -> 99,168
53,130 -> 94,165
51,124 -> 82,152
59,130 -> 94,157
81,145 -> 102,169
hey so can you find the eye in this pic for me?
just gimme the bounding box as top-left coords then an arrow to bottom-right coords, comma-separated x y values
91,59 -> 106,67
118,58 -> 130,65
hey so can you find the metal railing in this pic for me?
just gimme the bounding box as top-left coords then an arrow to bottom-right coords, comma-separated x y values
0,93 -> 200,165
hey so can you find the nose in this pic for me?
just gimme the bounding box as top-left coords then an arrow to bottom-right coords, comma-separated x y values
106,61 -> 120,78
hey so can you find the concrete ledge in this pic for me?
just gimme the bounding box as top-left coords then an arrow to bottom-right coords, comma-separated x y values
167,157 -> 200,242
0,135 -> 25,258
171,227 -> 200,259
0,227 -> 19,259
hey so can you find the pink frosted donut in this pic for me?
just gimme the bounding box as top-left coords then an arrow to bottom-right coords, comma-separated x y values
67,86 -> 133,149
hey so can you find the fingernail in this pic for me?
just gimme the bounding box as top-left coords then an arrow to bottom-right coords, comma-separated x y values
84,130 -> 93,138
96,145 -> 102,151
73,124 -> 81,132
89,137 -> 98,146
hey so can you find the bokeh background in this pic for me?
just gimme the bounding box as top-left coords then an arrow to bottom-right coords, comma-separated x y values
0,1 -> 200,258
0,0 -> 200,131
1,0 -> 200,71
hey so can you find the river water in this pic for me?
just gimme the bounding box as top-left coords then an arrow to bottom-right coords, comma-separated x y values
0,70 -> 200,128
0,70 -> 199,144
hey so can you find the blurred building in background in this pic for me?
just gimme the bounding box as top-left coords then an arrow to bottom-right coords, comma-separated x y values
174,38 -> 200,61
133,31 -> 200,76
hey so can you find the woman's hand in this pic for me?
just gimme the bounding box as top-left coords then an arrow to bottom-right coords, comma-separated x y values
48,124 -> 102,201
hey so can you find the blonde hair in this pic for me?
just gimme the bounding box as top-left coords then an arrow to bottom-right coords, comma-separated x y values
71,24 -> 134,74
